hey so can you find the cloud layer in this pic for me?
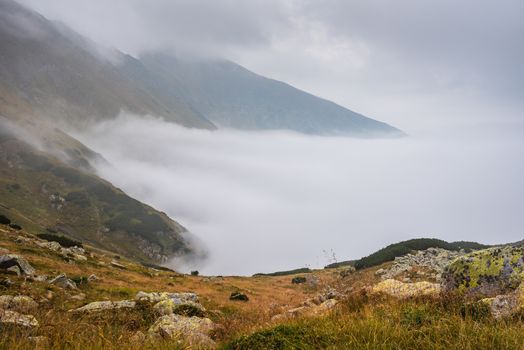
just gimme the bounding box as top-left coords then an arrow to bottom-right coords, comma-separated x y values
76,116 -> 524,275
17,0 -> 524,131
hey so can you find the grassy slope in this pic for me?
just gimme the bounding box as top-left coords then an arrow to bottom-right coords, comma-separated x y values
2,225 -> 523,350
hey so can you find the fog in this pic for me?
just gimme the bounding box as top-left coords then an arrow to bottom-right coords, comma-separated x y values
73,115 -> 524,275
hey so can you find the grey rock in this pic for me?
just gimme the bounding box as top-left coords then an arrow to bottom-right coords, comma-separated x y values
70,300 -> 136,313
0,254 -> 36,275
148,314 -> 216,349
49,274 -> 77,289
0,309 -> 39,328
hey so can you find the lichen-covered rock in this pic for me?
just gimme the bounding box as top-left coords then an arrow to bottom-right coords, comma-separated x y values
0,254 -> 36,275
153,299 -> 206,316
0,309 -> 39,328
0,295 -> 38,313
441,245 -> 524,297
70,300 -> 136,313
148,314 -> 216,349
372,279 -> 440,298
135,291 -> 199,304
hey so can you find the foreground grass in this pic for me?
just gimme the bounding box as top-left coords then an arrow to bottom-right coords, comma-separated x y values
224,294 -> 524,350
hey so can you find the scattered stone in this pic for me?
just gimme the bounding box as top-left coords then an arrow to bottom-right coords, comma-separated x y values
0,309 -> 39,328
153,299 -> 206,316
110,261 -> 126,269
70,300 -> 136,313
372,279 -> 440,298
49,274 -> 77,289
148,314 -> 216,349
73,254 -> 87,262
0,254 -> 36,275
36,241 -> 62,252
87,274 -> 99,282
229,292 -> 249,301
291,276 -> 307,284
71,293 -> 86,301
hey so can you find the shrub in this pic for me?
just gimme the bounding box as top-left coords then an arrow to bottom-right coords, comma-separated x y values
0,215 -> 11,225
37,233 -> 83,248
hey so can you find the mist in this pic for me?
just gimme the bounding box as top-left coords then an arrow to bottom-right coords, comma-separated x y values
75,115 -> 524,276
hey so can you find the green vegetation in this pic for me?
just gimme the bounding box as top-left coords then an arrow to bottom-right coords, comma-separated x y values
332,238 -> 488,270
224,295 -> 524,350
253,268 -> 311,277
37,233 -> 83,248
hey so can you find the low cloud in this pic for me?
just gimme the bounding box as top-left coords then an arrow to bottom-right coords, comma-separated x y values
75,115 -> 524,275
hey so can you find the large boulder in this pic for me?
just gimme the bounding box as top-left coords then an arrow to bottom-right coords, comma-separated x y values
148,314 -> 216,349
0,254 -> 36,275
372,279 -> 440,298
441,245 -> 524,297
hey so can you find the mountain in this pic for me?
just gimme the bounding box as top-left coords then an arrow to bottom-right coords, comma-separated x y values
0,0 -> 214,130
139,53 -> 403,136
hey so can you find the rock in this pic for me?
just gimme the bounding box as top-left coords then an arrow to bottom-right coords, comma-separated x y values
229,292 -> 249,301
45,290 -> 54,300
135,291 -> 199,304
0,295 -> 38,313
153,299 -> 206,316
36,241 -> 62,252
87,274 -> 99,282
148,314 -> 216,349
372,279 -> 440,298
0,309 -> 38,328
377,248 -> 465,281
0,254 -> 36,275
6,265 -> 21,276
71,293 -> 86,301
340,266 -> 355,277
291,276 -> 307,284
110,261 -> 127,269
70,300 -> 136,313
8,223 -> 22,230
49,274 -> 77,289
441,245 -> 524,297
28,336 -> 49,350
73,254 -> 87,262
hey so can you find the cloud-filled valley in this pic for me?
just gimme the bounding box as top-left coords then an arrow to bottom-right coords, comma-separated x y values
75,116 -> 524,275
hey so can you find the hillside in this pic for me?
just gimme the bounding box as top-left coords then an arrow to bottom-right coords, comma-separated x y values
139,53 -> 403,136
325,238 -> 489,270
1,224 -> 523,349
0,118 -> 198,264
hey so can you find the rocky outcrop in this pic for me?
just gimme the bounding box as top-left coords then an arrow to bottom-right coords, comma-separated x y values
375,248 -> 464,281
0,254 -> 36,275
441,245 -> 524,297
372,279 -> 440,298
135,291 -> 199,304
148,314 -> 216,349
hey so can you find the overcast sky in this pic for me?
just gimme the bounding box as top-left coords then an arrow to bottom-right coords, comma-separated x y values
18,0 -> 524,133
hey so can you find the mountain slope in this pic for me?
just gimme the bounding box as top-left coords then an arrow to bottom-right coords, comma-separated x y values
0,118 -> 198,263
139,53 -> 403,136
0,0 -> 214,130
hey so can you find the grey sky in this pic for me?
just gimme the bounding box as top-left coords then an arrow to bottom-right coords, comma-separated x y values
18,0 -> 524,132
